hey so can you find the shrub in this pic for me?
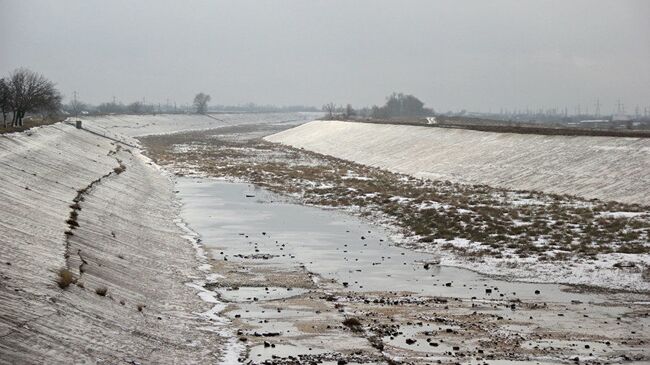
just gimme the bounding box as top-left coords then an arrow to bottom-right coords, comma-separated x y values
56,268 -> 75,289
95,286 -> 108,296
342,317 -> 363,332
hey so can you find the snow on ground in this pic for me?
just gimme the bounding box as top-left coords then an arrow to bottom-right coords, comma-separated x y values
80,112 -> 319,137
265,120 -> 650,205
0,123 -> 225,363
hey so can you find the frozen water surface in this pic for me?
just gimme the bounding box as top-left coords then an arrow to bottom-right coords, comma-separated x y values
176,178 -> 643,305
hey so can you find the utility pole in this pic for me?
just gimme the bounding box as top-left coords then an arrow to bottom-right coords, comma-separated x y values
595,98 -> 601,118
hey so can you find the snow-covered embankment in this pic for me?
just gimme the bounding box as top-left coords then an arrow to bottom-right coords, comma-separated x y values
265,120 -> 650,205
0,123 -> 223,363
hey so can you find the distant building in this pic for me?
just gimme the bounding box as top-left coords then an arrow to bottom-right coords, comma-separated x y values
611,114 -> 631,122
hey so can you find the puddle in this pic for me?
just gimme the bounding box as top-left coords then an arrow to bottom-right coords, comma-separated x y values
248,343 -> 328,362
461,361 -> 561,365
176,178 -> 633,305
382,323 -> 467,354
521,339 -> 630,355
216,286 -> 308,303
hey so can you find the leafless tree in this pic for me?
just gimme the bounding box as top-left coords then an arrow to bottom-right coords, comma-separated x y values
66,99 -> 86,117
345,104 -> 356,118
97,101 -> 126,114
193,93 -> 211,114
322,102 -> 336,119
0,78 -> 9,128
127,101 -> 144,114
5,68 -> 61,127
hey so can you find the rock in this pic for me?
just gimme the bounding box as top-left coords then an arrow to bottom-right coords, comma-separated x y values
613,261 -> 636,268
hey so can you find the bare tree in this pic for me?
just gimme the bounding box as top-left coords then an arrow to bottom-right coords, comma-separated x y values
97,101 -> 125,114
345,104 -> 356,119
66,99 -> 86,117
0,78 -> 9,128
5,68 -> 61,127
127,101 -> 144,114
193,93 -> 211,114
322,102 -> 336,119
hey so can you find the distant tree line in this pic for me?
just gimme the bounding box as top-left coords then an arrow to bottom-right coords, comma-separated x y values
0,68 -> 62,128
322,92 -> 434,120
64,93 -> 213,115
211,103 -> 319,113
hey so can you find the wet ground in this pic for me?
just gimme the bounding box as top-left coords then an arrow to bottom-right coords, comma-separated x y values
176,178 -> 650,364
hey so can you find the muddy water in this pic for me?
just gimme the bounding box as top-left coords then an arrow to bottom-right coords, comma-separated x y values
176,177 -> 650,364
177,178 -> 635,304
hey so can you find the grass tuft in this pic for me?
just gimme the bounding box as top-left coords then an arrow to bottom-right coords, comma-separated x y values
56,268 -> 75,289
95,286 -> 108,296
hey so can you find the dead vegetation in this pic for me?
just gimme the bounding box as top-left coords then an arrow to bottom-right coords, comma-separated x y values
56,268 -> 75,289
139,128 -> 650,262
113,162 -> 126,174
342,317 -> 363,332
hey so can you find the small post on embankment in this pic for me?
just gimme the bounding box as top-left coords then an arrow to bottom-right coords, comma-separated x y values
75,120 -> 82,129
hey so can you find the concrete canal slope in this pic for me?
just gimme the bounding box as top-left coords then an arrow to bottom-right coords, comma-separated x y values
0,124 -> 223,364
266,120 -> 650,205
80,112 -> 320,138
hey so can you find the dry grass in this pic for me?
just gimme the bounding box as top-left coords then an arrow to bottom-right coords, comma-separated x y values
56,268 -> 75,289
113,164 -> 126,174
0,115 -> 63,134
342,317 -> 363,332
139,127 -> 650,261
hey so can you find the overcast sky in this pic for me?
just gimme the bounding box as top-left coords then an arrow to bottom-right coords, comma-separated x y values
1,0 -> 648,113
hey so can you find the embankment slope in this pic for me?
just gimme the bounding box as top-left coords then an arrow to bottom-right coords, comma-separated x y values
0,124 -> 222,363
266,120 -> 650,205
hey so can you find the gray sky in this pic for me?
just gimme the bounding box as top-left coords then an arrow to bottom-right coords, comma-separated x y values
1,0 -> 648,113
